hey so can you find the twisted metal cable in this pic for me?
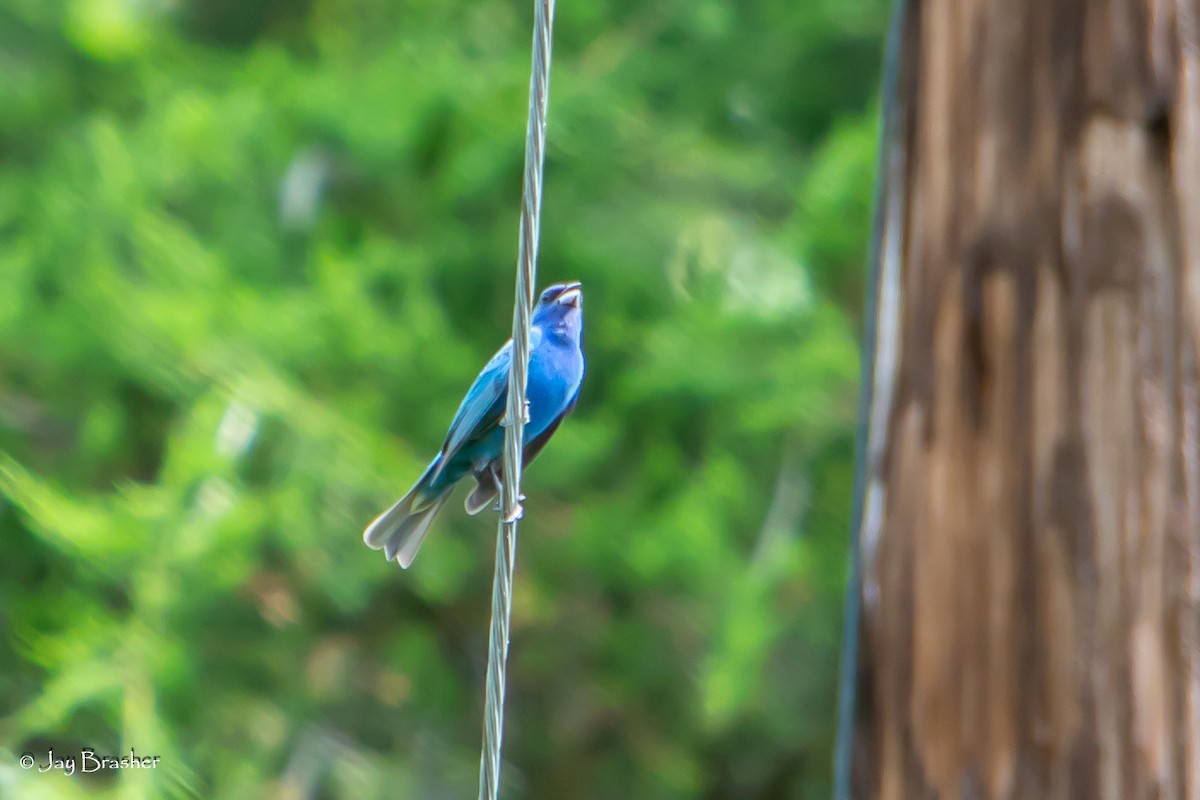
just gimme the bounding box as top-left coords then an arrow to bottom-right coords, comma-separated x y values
479,1 -> 556,798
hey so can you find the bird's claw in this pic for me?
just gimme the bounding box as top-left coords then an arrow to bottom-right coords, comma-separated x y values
494,494 -> 527,519
501,401 -> 531,427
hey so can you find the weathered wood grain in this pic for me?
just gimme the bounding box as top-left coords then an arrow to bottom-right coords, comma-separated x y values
854,1 -> 1200,798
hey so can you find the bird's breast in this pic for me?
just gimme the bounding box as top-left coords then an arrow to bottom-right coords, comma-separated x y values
525,341 -> 583,434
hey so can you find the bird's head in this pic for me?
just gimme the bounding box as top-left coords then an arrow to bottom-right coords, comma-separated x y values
532,281 -> 583,340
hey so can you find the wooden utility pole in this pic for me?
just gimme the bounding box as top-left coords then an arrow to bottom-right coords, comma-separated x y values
853,1 -> 1200,798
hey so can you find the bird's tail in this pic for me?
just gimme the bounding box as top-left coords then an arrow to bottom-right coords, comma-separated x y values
363,458 -> 452,568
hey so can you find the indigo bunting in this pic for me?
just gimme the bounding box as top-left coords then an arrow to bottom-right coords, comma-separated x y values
363,281 -> 586,567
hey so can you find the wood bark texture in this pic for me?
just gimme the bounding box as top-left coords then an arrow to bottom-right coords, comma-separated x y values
854,1 -> 1200,799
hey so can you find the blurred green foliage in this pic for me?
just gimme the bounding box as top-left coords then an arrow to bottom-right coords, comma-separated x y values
0,0 -> 883,797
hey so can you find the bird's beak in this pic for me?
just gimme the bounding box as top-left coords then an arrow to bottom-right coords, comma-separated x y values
557,282 -> 583,308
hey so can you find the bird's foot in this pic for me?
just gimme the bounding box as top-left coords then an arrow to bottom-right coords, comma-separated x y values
494,493 -> 527,518
502,502 -> 525,524
500,402 -> 531,427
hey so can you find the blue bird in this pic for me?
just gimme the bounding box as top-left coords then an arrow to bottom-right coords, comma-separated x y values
363,281 -> 586,567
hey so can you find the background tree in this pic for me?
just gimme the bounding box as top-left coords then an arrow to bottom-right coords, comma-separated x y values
854,1 -> 1200,798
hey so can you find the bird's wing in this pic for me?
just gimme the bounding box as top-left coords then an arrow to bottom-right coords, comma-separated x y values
436,328 -> 544,474
438,342 -> 510,469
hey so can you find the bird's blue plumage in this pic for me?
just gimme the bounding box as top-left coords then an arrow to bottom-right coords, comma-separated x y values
363,281 -> 586,567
